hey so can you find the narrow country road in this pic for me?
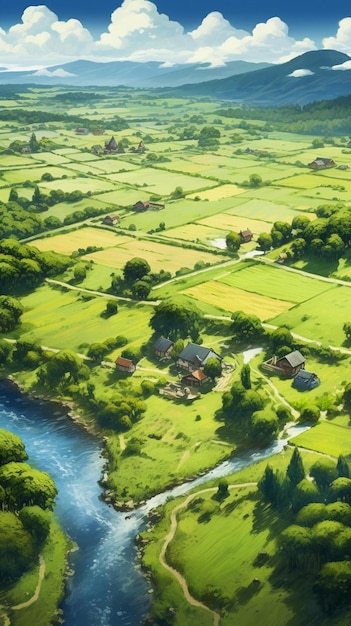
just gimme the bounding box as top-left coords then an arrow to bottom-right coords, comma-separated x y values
159,483 -> 257,626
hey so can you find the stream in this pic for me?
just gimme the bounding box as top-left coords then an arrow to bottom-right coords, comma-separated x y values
0,378 -> 309,625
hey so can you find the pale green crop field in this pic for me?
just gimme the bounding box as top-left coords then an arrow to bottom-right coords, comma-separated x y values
97,187 -> 151,208
187,184 -> 245,201
43,197 -> 115,219
161,223 -> 223,243
29,152 -> 72,165
271,284 -> 351,347
85,159 -> 141,174
218,262 -> 336,303
103,168 -> 218,195
0,154 -> 35,167
198,213 -> 270,234
1,166 -> 78,185
39,176 -> 116,194
226,198 -> 313,223
30,226 -> 129,254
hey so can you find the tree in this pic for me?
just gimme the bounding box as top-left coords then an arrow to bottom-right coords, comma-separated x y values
286,447 -> 305,488
216,478 -> 229,500
313,561 -> 351,614
198,126 -> 220,148
37,350 -> 86,390
240,364 -> 251,389
295,503 -> 328,527
299,404 -> 320,424
292,479 -> 321,512
257,232 -> 272,252
0,462 -> 57,510
29,132 -> 40,153
343,322 -> 351,342
0,429 -> 28,465
248,173 -> 262,188
328,477 -> 351,504
279,524 -> 312,569
231,310 -> 265,342
310,458 -> 338,493
149,300 -> 202,341
0,296 -> 24,332
0,511 -> 35,582
225,231 -> 241,253
337,454 -> 350,478
250,410 -> 279,445
104,300 -> 118,317
123,257 -> 151,283
18,505 -> 51,545
131,280 -> 151,300
203,357 -> 222,381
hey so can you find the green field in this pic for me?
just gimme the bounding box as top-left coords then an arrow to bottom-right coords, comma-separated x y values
289,421 -> 351,456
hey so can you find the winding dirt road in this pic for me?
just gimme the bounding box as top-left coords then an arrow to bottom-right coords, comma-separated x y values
159,483 -> 257,626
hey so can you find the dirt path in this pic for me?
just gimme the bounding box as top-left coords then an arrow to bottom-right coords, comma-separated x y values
45,278 -> 160,306
119,434 -> 126,451
0,556 -> 46,624
251,366 -> 300,419
159,483 -> 257,626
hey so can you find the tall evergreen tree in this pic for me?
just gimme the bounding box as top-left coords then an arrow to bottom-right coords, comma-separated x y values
286,446 -> 305,488
337,454 -> 350,478
240,363 -> 251,389
29,132 -> 40,153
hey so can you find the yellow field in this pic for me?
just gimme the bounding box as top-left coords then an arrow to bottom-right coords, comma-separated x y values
187,184 -> 244,201
30,227 -> 130,255
85,239 -> 227,273
197,213 -> 269,234
183,281 -> 294,320
162,223 -> 223,242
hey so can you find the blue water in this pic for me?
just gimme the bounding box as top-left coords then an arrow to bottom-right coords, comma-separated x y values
0,379 -> 309,625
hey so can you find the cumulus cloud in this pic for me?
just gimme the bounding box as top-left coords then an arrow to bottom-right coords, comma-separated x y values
288,69 -> 314,77
0,1 -> 339,70
322,18 -> 351,54
331,60 -> 351,70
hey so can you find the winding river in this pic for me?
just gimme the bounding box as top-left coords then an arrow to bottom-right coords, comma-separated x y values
0,379 -> 308,626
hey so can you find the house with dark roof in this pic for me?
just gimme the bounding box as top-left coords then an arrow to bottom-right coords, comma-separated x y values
104,136 -> 119,154
115,356 -> 136,373
292,370 -> 320,391
308,157 -> 335,169
181,369 -> 209,387
275,350 -> 305,377
132,200 -> 165,212
102,215 -> 120,226
239,229 -> 253,243
153,336 -> 174,360
176,342 -> 222,372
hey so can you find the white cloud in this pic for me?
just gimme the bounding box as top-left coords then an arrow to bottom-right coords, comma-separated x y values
331,60 -> 351,70
0,2 -> 344,71
288,69 -> 314,77
32,67 -> 76,77
323,18 -> 351,54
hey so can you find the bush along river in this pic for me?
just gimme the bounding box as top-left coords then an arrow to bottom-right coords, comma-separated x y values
0,379 -> 309,626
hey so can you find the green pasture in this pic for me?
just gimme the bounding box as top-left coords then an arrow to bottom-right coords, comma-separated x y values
289,421 -> 351,457
278,173 -> 351,192
162,223 -> 225,244
271,283 -> 351,347
219,262 -> 335,303
43,197 -> 115,220
1,165 -> 79,185
198,212 -> 270,235
29,152 -> 72,165
16,285 -> 154,351
83,158 -> 141,174
104,168 -> 218,195
183,280 -> 294,320
96,187 -> 152,208
106,391 -> 230,503
39,176 -> 116,194
187,183 -> 245,201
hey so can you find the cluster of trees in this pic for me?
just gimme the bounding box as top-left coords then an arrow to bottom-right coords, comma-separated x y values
0,238 -> 72,294
110,257 -> 171,300
149,300 -> 203,341
259,449 -> 351,614
0,296 -> 24,333
257,204 -> 351,261
0,428 -> 57,583
0,108 -> 128,132
217,95 -> 351,136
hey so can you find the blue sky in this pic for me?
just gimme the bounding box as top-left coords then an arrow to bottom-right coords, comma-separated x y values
0,1 -> 351,70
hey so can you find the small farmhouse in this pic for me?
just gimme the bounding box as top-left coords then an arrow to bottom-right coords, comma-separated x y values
181,369 -> 209,387
239,229 -> 253,243
132,200 -> 165,212
75,128 -> 89,135
292,370 -> 320,391
102,215 -> 120,226
153,336 -> 174,360
177,342 -> 222,372
263,350 -> 305,377
308,157 -> 335,169
115,356 -> 136,373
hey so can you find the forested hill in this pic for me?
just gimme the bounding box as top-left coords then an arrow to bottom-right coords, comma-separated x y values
217,94 -> 351,135
167,50 -> 351,106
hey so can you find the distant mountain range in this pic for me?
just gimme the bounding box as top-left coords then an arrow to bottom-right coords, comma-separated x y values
1,50 -> 351,106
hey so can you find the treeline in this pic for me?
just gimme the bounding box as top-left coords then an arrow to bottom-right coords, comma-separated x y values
0,107 -> 129,131
0,428 -> 57,583
0,238 -> 72,295
217,95 -> 351,135
259,449 -> 351,615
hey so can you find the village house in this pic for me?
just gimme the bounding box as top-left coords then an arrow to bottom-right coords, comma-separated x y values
176,342 -> 222,372
132,200 -> 165,212
102,215 -> 120,226
292,370 -> 320,391
181,369 -> 209,387
104,136 -> 120,154
92,144 -> 103,155
75,128 -> 89,135
308,157 -> 335,169
239,229 -> 253,243
263,350 -> 305,378
115,356 -> 136,374
92,129 -> 104,136
153,336 -> 174,360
